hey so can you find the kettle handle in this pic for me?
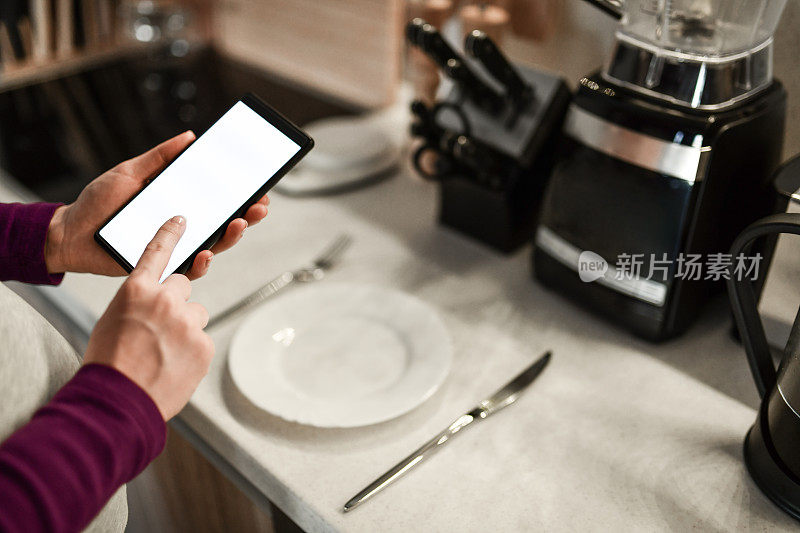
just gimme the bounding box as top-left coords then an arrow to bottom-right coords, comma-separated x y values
728,213 -> 800,398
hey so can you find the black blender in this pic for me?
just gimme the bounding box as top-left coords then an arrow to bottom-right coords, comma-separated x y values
533,0 -> 789,341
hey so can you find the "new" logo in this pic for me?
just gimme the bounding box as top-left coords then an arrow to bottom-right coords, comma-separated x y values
578,251 -> 608,283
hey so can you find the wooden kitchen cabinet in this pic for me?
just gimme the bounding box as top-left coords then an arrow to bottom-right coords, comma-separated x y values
0,0 -> 403,108
213,0 -> 404,108
149,430 -> 277,533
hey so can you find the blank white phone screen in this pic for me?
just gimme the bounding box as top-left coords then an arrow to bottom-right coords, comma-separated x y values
99,101 -> 301,282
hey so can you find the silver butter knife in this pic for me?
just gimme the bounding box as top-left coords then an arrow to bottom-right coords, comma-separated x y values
343,350 -> 552,512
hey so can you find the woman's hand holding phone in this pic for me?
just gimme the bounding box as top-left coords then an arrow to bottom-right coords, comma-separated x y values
83,216 -> 213,421
43,132 -> 270,280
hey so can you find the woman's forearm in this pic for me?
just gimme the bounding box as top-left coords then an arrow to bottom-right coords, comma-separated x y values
0,202 -> 64,285
0,364 -> 166,533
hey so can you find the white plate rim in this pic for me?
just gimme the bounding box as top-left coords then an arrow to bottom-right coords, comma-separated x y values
227,282 -> 453,427
274,145 -> 400,196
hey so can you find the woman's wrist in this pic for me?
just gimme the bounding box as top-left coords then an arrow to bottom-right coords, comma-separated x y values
45,205 -> 69,274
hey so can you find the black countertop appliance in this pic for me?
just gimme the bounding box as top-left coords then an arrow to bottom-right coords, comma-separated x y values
533,0 -> 789,341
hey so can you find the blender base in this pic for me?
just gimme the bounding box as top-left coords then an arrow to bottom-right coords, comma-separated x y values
744,410 -> 800,521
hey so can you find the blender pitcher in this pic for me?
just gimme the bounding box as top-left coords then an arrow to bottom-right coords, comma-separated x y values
728,212 -> 800,520
583,0 -> 788,109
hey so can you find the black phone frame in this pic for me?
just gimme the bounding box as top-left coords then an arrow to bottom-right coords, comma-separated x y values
94,93 -> 314,277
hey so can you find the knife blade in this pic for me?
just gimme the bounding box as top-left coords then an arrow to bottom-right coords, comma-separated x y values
342,350 -> 552,512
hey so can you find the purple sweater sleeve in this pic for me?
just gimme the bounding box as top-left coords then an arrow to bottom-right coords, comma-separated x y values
0,364 -> 166,533
0,202 -> 64,285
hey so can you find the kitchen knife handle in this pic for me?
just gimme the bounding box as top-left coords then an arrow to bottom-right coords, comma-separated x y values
343,409 -> 482,512
407,18 -> 504,113
443,58 -> 504,112
465,30 -> 530,103
406,18 -> 460,67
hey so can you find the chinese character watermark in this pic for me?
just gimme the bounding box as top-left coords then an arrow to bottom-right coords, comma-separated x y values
577,252 -> 762,284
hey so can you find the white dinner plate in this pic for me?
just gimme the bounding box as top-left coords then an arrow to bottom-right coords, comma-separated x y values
274,116 -> 400,196
228,283 -> 453,427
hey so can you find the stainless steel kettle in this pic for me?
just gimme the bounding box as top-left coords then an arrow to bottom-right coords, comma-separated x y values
729,212 -> 800,520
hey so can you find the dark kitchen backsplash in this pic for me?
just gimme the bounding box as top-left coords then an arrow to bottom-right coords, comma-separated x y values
0,45 -> 356,203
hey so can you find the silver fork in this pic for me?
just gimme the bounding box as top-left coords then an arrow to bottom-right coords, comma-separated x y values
205,234 -> 352,330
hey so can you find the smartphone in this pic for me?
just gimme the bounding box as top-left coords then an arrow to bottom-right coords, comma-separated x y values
95,93 -> 313,281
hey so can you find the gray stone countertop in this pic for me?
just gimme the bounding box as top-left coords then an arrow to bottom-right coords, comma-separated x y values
3,157 -> 797,531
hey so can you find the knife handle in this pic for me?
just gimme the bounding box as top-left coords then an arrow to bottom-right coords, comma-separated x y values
406,18 -> 503,113
343,409 -> 483,512
443,58 -> 505,113
464,30 -> 530,103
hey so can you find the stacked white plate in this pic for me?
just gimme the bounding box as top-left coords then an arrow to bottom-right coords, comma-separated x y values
275,116 -> 401,196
